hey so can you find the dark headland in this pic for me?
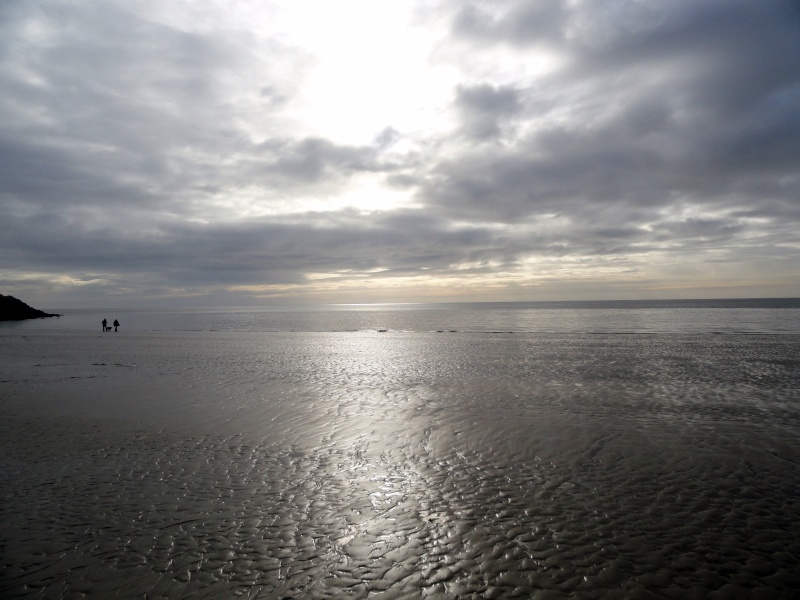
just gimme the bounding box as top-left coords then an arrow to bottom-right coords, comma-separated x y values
0,294 -> 60,321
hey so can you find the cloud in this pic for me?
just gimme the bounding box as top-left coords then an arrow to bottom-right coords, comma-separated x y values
451,0 -> 568,47
1,0 -> 799,305
455,83 -> 522,140
421,0 -> 800,236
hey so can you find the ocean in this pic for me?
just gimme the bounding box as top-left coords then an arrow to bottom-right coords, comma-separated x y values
12,297 -> 800,334
1,299 -> 800,598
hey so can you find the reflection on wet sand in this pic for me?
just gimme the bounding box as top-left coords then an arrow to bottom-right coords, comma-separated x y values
1,331 -> 800,597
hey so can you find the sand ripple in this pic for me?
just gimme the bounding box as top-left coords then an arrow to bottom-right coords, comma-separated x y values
1,331 -> 799,598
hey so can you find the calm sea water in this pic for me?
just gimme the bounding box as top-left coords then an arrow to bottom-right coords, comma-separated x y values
2,299 -> 800,597
8,298 -> 800,334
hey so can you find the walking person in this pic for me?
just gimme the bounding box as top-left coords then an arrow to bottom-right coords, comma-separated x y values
113,319 -> 120,332
102,318 -> 108,332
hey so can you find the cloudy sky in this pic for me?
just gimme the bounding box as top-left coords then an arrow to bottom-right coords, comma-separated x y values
2,0 -> 799,307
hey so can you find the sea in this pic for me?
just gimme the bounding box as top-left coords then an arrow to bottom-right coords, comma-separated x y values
11,297 -> 800,334
1,299 -> 800,598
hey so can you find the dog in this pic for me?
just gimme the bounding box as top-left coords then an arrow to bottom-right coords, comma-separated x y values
104,326 -> 112,331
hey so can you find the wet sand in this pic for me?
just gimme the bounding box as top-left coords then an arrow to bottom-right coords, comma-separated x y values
2,330 -> 800,598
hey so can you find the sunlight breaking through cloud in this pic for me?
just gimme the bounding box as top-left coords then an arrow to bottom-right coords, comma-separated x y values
1,0 -> 799,306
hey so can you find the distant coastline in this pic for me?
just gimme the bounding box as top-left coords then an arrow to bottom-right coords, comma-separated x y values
0,294 -> 60,321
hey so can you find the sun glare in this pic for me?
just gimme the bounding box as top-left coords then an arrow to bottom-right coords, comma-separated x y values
276,1 -> 454,144
331,174 -> 416,213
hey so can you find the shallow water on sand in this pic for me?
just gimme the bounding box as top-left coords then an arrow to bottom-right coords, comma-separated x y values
2,330 -> 800,598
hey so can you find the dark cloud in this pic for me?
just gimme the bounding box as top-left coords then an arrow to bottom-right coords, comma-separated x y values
2,205 -> 508,292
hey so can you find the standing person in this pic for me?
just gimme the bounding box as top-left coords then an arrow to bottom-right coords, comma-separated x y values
102,318 -> 107,332
113,319 -> 119,332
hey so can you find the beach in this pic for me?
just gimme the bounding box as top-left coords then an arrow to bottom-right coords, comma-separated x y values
2,319 -> 800,598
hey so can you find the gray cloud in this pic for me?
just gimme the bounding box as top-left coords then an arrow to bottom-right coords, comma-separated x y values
455,83 -> 522,140
452,0 -> 568,47
1,0 -> 799,305
255,137 -> 390,182
423,0 -> 800,236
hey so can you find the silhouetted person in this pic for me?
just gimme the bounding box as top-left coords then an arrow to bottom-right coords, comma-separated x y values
102,318 -> 108,332
113,319 -> 119,332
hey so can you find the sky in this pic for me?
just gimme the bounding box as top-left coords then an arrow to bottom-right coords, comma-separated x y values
2,0 -> 799,308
